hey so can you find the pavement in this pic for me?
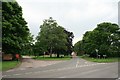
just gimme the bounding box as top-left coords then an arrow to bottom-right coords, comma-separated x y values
2,56 -> 118,78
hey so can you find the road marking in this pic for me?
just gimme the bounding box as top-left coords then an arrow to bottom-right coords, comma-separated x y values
85,62 -> 88,64
76,59 -> 79,68
3,74 -> 13,77
24,72 -> 32,75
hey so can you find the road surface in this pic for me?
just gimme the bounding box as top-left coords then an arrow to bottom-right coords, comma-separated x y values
2,57 -> 118,78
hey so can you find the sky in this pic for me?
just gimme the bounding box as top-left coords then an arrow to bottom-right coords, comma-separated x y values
17,0 -> 119,45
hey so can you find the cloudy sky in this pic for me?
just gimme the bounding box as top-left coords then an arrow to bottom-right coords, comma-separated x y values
17,0 -> 119,45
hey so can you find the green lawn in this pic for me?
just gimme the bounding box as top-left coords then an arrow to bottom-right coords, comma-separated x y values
0,62 -> 1,71
0,61 -> 21,71
33,56 -> 71,60
80,56 -> 119,63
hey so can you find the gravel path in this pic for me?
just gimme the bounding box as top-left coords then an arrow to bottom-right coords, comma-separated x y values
19,56 -> 63,68
7,56 -> 64,71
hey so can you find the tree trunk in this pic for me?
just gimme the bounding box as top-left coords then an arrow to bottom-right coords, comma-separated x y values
50,47 -> 52,58
50,53 -> 52,58
57,53 -> 59,58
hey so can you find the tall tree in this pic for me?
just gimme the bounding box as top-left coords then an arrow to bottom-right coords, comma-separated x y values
64,30 -> 74,56
2,1 -> 30,58
36,17 -> 68,57
21,33 -> 34,55
74,40 -> 84,56
0,1 -> 2,50
94,23 -> 120,57
75,22 -> 120,57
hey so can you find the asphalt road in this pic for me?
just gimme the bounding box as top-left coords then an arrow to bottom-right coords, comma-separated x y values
2,57 -> 118,78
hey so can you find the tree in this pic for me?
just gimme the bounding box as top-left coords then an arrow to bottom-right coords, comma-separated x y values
94,23 -> 120,57
75,22 -> 120,57
2,1 -> 30,59
21,33 -> 34,55
64,30 -> 74,56
36,17 -> 68,57
0,1 -> 2,49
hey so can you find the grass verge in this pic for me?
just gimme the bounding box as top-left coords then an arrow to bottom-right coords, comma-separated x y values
0,61 -> 21,71
33,56 -> 71,60
80,56 -> 119,63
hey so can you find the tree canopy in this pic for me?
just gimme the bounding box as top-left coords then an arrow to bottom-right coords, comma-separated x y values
35,17 -> 74,57
74,22 -> 120,57
2,1 -> 32,57
64,29 -> 74,55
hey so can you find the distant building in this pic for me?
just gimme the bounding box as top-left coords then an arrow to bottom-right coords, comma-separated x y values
71,52 -> 77,58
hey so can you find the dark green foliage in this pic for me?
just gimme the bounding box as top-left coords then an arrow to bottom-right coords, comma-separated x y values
74,40 -> 84,56
2,1 -> 31,58
35,17 -> 74,57
64,30 -> 74,56
0,1 -> 2,49
74,22 -> 120,57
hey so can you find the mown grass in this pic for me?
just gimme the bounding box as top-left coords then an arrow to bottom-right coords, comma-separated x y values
80,56 -> 119,63
0,61 -> 21,71
0,62 -> 1,71
33,56 -> 71,60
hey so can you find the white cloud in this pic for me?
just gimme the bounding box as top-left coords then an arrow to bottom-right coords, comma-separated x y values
65,0 -> 117,21
17,0 -> 119,44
